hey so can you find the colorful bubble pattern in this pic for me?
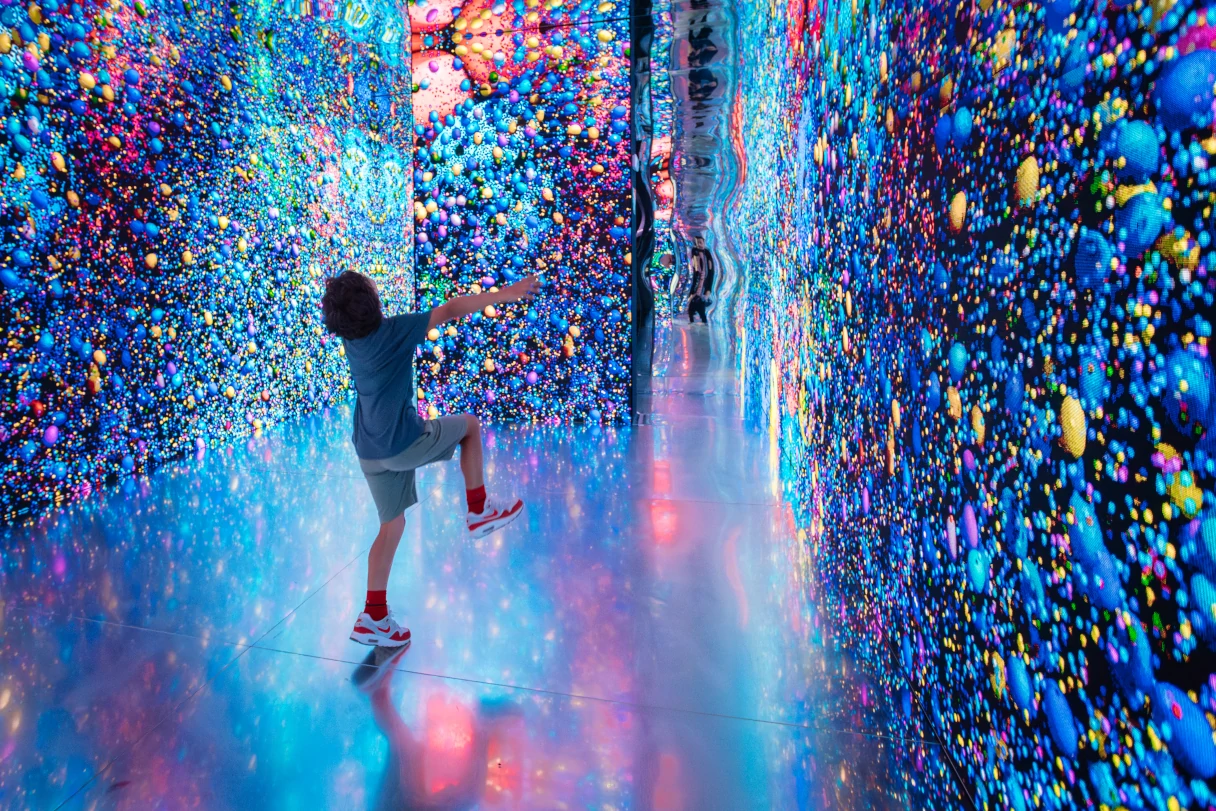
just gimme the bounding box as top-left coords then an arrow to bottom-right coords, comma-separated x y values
0,0 -> 415,524
730,0 -> 1216,807
409,0 -> 632,423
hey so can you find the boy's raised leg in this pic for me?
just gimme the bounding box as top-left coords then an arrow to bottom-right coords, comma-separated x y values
458,413 -> 524,537
459,414 -> 485,491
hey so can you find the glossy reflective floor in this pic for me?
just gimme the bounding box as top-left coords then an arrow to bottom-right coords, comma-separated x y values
1,324 -> 966,810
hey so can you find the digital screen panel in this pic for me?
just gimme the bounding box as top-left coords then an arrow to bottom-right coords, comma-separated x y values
648,0 -> 674,323
731,0 -> 1216,807
0,1 -> 413,523
409,0 -> 632,423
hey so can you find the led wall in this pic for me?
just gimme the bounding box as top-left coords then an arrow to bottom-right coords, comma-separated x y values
0,1 -> 413,523
648,0 -> 674,322
409,0 -> 631,422
731,0 -> 1216,807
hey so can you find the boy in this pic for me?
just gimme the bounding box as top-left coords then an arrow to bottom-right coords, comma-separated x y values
322,270 -> 540,647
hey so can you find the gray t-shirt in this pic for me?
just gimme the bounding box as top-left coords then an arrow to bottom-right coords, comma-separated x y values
342,311 -> 431,460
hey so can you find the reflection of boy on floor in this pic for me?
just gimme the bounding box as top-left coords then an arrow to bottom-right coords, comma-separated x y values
322,271 -> 540,647
354,646 -> 524,810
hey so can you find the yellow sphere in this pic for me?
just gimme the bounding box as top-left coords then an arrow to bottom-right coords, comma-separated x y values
949,192 -> 967,233
1060,396 -> 1087,458
947,386 -> 963,420
1016,156 -> 1040,205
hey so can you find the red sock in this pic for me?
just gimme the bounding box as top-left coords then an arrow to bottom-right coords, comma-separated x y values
467,485 -> 487,514
364,590 -> 388,621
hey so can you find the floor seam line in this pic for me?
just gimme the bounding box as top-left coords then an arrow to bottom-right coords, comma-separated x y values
244,642 -> 939,745
53,713 -> 176,810
244,543 -> 373,644
53,619 -> 269,810
49,540 -> 378,809
6,546 -> 373,648
11,495 -> 431,647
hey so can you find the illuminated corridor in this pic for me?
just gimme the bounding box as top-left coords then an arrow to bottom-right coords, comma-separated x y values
2,324 -> 959,809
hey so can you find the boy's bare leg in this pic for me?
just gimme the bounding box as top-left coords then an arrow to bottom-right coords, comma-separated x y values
459,414 -> 484,490
367,514 -> 406,591
352,512 -> 411,646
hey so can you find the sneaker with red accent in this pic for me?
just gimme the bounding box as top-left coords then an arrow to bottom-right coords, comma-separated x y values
467,496 -> 524,537
350,610 -> 412,647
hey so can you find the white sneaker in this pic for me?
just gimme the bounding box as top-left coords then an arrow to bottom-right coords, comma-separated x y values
467,496 -> 524,537
350,610 -> 412,647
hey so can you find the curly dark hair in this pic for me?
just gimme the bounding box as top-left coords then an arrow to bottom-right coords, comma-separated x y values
321,271 -> 383,340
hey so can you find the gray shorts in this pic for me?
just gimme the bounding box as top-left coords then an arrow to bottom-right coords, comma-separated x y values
359,416 -> 469,524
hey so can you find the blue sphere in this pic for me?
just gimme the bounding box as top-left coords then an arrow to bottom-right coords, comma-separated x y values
1115,120 -> 1158,181
947,342 -> 968,383
1074,227 -> 1112,290
1155,50 -> 1216,132
1115,192 -> 1166,259
952,107 -> 973,146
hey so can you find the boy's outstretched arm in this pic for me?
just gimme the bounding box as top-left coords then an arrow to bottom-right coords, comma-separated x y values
427,275 -> 541,329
